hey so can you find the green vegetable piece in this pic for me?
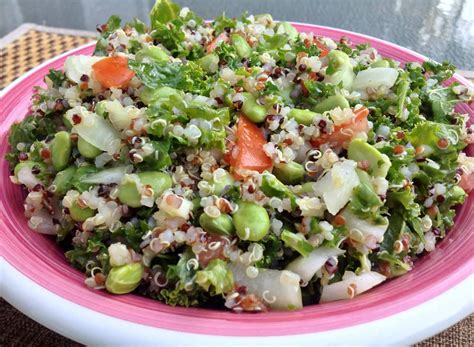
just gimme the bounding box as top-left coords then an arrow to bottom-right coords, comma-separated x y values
118,171 -> 172,208
275,22 -> 298,40
288,108 -> 317,126
261,172 -> 291,198
140,86 -> 182,105
313,95 -> 350,113
281,230 -> 313,257
14,161 -> 45,178
273,161 -> 305,185
351,169 -> 383,216
370,59 -> 390,68
51,131 -> 72,171
348,138 -> 391,177
241,93 -> 267,123
195,259 -> 234,295
52,166 -> 76,196
231,34 -> 252,58
325,50 -> 355,89
197,54 -> 219,73
105,262 -> 144,294
199,213 -> 235,236
77,136 -> 102,159
150,0 -> 181,27
212,170 -> 234,195
63,115 -> 73,129
233,201 -> 270,241
71,165 -> 98,192
69,201 -> 95,222
136,46 -> 169,62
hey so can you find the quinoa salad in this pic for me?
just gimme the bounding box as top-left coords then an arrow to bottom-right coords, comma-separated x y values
6,0 -> 474,312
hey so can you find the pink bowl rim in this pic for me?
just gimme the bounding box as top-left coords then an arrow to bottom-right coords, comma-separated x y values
1,22 -> 473,338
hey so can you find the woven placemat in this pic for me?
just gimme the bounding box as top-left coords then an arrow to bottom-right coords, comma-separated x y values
0,25 -> 472,346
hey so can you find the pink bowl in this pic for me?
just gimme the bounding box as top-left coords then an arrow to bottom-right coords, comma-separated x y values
1,23 -> 473,338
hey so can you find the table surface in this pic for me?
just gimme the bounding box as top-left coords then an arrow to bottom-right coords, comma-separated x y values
1,0 -> 474,70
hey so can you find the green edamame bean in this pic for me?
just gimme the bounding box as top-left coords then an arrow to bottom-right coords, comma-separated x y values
69,201 -> 95,222
261,173 -> 290,198
212,170 -> 234,195
105,262 -> 144,294
326,50 -> 351,74
300,182 -> 315,194
136,46 -> 169,62
370,59 -> 390,68
51,131 -> 72,171
95,101 -> 108,117
14,161 -> 46,178
78,136 -> 102,159
288,108 -> 317,126
233,201 -> 270,241
273,161 -> 305,185
52,166 -> 76,196
231,34 -> 252,58
199,213 -> 235,236
325,50 -> 355,89
313,95 -> 350,113
197,54 -> 219,73
118,171 -> 172,208
241,93 -> 267,123
275,22 -> 298,40
63,115 -> 73,129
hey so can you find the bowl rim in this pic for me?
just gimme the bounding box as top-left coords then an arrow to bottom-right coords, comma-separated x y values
1,22 -> 473,344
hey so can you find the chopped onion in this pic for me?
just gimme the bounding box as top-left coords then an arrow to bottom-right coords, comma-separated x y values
313,160 -> 360,215
17,167 -> 40,189
353,67 -> 399,91
340,207 -> 388,243
320,271 -> 386,303
81,166 -> 132,185
66,106 -> 121,154
286,247 -> 345,283
229,263 -> 303,310
64,55 -> 104,84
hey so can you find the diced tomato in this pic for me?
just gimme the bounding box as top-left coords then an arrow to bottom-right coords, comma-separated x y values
226,115 -> 272,178
206,32 -> 229,53
92,56 -> 135,89
459,172 -> 474,193
314,40 -> 330,57
311,107 -> 370,149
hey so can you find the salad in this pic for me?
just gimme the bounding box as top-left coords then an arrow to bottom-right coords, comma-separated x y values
6,0 -> 474,312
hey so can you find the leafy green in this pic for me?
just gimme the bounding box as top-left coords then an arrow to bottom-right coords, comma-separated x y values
195,259 -> 234,295
150,0 -> 181,27
94,15 -> 122,56
46,69 -> 66,88
129,60 -> 212,95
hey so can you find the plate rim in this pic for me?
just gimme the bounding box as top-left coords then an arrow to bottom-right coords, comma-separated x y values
1,22 -> 473,344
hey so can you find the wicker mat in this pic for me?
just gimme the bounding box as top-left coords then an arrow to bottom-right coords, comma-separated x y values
0,25 -> 472,346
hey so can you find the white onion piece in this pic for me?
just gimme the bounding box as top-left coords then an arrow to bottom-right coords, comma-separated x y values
17,167 -> 41,189
81,166 -> 132,185
106,100 -> 132,131
286,247 -> 345,283
64,55 -> 104,84
313,160 -> 360,215
66,106 -> 121,154
320,271 -> 386,303
353,67 -> 399,91
340,207 -> 388,243
229,263 -> 303,310
28,209 -> 57,235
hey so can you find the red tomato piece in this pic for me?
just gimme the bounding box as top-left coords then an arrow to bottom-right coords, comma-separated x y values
206,32 -> 229,53
227,115 -> 272,177
92,56 -> 135,89
311,107 -> 370,149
